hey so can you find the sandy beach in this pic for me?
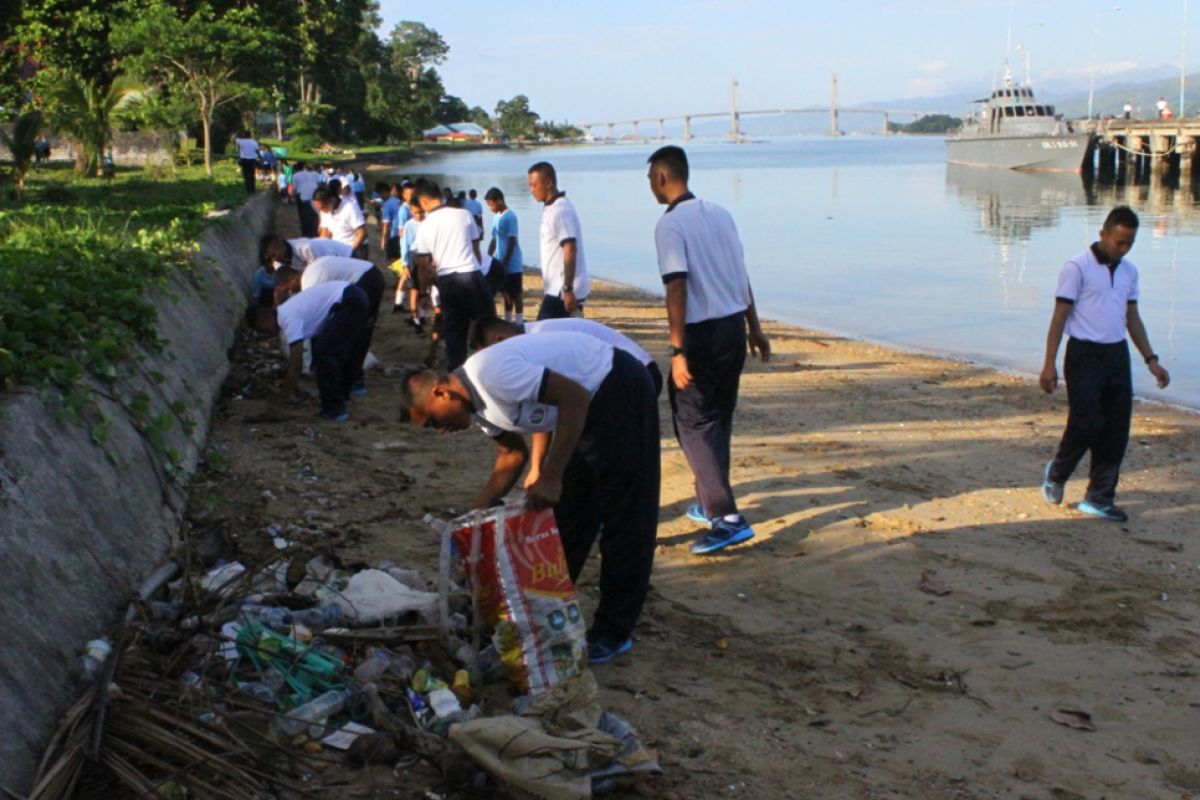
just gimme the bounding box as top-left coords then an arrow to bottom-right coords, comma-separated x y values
191,202 -> 1200,799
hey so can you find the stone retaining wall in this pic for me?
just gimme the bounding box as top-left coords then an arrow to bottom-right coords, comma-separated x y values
0,193 -> 274,792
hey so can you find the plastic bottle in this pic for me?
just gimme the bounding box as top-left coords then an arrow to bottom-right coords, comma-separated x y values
353,648 -> 391,683
238,604 -> 293,630
387,652 -> 417,681
75,639 -> 112,682
290,604 -> 343,630
272,689 -> 351,737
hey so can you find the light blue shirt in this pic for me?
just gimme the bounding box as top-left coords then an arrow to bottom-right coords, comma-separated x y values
400,218 -> 421,264
492,209 -> 524,274
382,197 -> 401,239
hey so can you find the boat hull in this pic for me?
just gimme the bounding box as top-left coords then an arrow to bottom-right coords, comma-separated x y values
945,133 -> 1091,171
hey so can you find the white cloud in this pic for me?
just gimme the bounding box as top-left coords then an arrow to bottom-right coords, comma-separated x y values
918,59 -> 948,73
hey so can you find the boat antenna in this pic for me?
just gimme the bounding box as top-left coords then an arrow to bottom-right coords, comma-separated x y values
1005,0 -> 1016,64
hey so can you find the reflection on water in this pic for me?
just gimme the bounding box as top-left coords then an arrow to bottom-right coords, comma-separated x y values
383,137 -> 1199,409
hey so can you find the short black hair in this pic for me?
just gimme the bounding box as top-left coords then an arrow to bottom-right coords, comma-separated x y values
648,145 -> 689,183
469,189 -> 477,199
397,368 -> 441,422
468,316 -> 521,351
313,185 -> 339,205
527,161 -> 557,184
1103,205 -> 1139,231
484,187 -> 504,202
412,179 -> 442,202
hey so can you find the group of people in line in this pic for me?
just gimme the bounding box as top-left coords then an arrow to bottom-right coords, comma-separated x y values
242,140 -> 1171,666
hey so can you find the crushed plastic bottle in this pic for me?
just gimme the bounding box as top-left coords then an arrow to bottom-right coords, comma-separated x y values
272,689 -> 352,738
238,604 -> 293,630
290,604 -> 344,630
353,648 -> 391,683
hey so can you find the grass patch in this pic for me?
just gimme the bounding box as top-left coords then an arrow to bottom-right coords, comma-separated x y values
0,162 -> 244,399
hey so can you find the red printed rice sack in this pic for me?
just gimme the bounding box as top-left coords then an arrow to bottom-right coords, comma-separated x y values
447,501 -> 587,695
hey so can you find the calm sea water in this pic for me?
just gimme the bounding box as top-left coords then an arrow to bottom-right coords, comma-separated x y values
386,137 -> 1199,409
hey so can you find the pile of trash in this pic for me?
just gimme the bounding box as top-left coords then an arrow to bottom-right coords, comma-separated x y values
32,499 -> 660,800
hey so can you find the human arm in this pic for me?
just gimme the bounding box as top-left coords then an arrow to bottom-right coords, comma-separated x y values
487,236 -> 496,257
1127,303 -> 1170,388
524,372 -> 590,508
522,431 -> 551,489
744,284 -> 770,362
561,240 -> 579,313
501,235 -> 517,270
1039,300 -> 1073,392
470,431 -> 529,509
664,277 -> 692,390
472,238 -> 482,265
349,224 -> 366,251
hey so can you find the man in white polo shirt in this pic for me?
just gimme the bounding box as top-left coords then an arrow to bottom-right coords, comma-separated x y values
313,185 -> 368,259
1039,205 -> 1170,522
274,254 -> 385,394
398,332 -> 660,664
291,162 -> 321,237
527,162 -> 590,320
248,281 -> 370,422
411,179 -> 495,370
469,316 -> 663,397
647,145 -> 771,555
259,234 -> 352,273
234,129 -> 259,195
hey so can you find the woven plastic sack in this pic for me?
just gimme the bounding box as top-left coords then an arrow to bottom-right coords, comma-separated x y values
447,500 -> 587,695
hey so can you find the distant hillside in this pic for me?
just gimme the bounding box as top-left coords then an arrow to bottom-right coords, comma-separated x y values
887,114 -> 963,134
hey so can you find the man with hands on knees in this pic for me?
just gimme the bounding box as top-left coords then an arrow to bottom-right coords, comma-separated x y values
1039,205 -> 1170,523
397,331 -> 660,664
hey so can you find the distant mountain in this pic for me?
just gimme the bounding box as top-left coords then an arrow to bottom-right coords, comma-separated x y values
867,65 -> 1197,120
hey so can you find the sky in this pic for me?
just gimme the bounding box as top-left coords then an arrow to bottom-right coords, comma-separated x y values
376,0 -> 1195,123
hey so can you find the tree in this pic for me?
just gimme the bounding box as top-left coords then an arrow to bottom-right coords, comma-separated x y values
377,21 -> 450,143
494,95 -> 539,141
0,110 -> 41,198
467,105 -> 492,128
44,72 -> 141,175
17,0 -> 125,85
435,94 -> 469,124
112,0 -> 284,176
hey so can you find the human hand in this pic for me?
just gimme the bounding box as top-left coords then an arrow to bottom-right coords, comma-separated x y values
671,354 -> 693,391
525,472 -> 562,509
563,289 -> 578,315
1149,362 -> 1170,389
749,327 -> 771,362
522,466 -> 541,490
1039,364 -> 1058,393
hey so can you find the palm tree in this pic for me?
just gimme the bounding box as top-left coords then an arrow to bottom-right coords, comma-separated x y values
44,73 -> 141,177
0,110 -> 42,199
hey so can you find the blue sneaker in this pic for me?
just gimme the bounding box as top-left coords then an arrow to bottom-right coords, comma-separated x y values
350,383 -> 368,397
1077,501 -> 1128,522
685,503 -> 711,525
318,409 -> 349,422
1041,461 -> 1064,505
587,637 -> 633,664
690,517 -> 756,554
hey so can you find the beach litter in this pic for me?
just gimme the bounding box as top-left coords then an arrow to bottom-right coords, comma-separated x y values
33,497 -> 660,799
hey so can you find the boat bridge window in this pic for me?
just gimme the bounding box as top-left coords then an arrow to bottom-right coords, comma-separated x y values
1025,106 -> 1035,115
1015,106 -> 1026,117
1035,105 -> 1046,116
1004,107 -> 1014,117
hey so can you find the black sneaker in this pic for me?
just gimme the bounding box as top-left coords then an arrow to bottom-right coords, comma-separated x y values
1077,501 -> 1128,522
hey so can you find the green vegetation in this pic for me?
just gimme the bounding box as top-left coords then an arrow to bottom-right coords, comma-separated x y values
888,114 -> 963,134
0,163 -> 241,405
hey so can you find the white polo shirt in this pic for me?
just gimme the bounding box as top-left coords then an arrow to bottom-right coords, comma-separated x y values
319,199 -> 366,248
288,237 -> 352,267
524,319 -> 652,367
655,195 -> 752,324
457,332 -> 613,437
412,205 -> 481,276
1055,245 -> 1139,344
291,170 -> 320,202
300,256 -> 374,290
538,194 -> 590,300
235,137 -> 259,160
277,281 -> 351,345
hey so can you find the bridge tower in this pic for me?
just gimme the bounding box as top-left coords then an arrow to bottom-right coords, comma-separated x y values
729,77 -> 744,142
830,72 -> 840,137
683,116 -> 692,140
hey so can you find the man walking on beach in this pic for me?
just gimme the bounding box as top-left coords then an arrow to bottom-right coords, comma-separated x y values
647,145 -> 771,554
1039,205 -> 1170,522
528,162 -> 590,320
411,180 -> 495,369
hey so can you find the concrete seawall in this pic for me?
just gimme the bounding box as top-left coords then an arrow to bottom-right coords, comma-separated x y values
0,193 -> 273,792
